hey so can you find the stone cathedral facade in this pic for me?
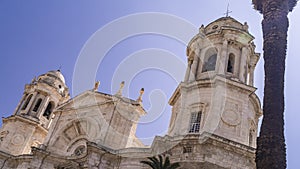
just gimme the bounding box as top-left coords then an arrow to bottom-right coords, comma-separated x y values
0,16 -> 262,169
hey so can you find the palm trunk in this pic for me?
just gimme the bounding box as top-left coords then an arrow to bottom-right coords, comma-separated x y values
255,0 -> 289,168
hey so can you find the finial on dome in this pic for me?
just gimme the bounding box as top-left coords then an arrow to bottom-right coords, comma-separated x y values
93,81 -> 100,91
136,88 -> 144,103
116,81 -> 125,96
58,65 -> 62,72
31,76 -> 37,84
224,3 -> 232,17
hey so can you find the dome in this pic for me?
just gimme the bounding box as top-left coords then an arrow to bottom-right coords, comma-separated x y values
45,70 -> 66,84
204,17 -> 248,35
36,70 -> 69,97
187,16 -> 252,57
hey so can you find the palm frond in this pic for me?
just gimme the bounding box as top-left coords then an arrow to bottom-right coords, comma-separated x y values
149,156 -> 160,168
252,0 -> 263,13
140,155 -> 180,169
163,156 -> 170,168
289,0 -> 298,11
158,155 -> 163,169
140,160 -> 157,169
252,0 -> 298,13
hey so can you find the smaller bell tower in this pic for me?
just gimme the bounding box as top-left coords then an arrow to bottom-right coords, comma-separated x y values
0,70 -> 70,155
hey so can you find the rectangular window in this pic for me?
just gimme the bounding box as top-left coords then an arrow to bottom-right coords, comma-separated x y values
183,146 -> 193,153
188,112 -> 201,133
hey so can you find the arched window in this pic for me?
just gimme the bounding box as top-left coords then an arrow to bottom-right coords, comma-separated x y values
22,94 -> 32,110
202,54 -> 217,72
227,53 -> 235,73
43,102 -> 53,119
33,98 -> 42,112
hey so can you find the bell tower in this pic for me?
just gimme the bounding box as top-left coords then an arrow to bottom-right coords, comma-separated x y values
168,17 -> 262,148
0,70 -> 70,155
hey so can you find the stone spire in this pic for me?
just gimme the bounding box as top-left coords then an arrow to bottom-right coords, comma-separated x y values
136,88 -> 145,103
93,81 -> 100,91
116,81 -> 125,96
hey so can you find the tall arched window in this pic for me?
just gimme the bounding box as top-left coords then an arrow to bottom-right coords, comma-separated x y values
22,94 -> 32,110
33,98 -> 42,112
43,102 -> 53,119
202,54 -> 217,72
227,53 -> 235,73
202,48 -> 217,73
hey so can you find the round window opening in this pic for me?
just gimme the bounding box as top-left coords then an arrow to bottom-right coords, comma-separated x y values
212,25 -> 218,29
74,145 -> 86,156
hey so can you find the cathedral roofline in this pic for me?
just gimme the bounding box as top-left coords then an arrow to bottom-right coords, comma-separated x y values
55,90 -> 146,115
58,90 -> 143,107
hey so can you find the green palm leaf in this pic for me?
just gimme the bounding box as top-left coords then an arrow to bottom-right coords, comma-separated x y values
163,156 -> 170,168
140,160 -> 157,169
140,155 -> 180,169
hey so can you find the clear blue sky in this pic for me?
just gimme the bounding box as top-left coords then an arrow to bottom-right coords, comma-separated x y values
0,1 -> 299,168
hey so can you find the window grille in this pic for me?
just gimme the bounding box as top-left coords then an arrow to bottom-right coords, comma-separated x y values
189,112 -> 201,133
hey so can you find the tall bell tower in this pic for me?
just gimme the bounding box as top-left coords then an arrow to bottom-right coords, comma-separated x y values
168,17 -> 262,148
0,70 -> 70,155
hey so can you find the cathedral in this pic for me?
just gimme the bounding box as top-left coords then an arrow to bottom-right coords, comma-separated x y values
0,16 -> 262,169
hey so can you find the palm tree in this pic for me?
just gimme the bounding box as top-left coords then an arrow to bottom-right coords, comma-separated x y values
252,0 -> 297,168
140,155 -> 180,169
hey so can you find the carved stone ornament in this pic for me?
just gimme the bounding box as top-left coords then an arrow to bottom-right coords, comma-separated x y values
11,134 -> 25,145
221,110 -> 241,126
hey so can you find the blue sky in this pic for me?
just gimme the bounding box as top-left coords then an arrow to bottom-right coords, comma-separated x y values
0,1 -> 299,168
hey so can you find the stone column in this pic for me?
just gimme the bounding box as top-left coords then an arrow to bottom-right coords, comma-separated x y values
218,39 -> 228,74
189,56 -> 199,82
248,66 -> 255,86
239,47 -> 248,83
38,96 -> 50,118
14,93 -> 27,115
184,59 -> 193,82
